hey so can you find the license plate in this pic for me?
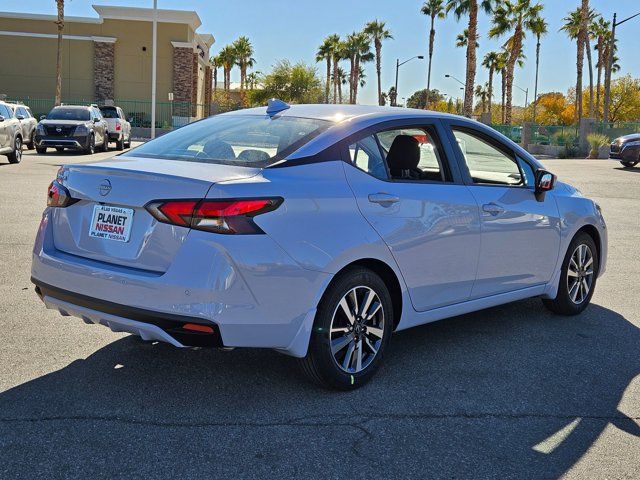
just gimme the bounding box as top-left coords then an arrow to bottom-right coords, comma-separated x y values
89,205 -> 134,243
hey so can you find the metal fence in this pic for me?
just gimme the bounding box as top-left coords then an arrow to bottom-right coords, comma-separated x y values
490,124 -> 523,143
593,122 -> 640,141
528,125 -> 580,146
6,97 -> 241,129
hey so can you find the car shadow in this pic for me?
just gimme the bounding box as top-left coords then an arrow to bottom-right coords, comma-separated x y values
0,299 -> 637,478
614,167 -> 640,173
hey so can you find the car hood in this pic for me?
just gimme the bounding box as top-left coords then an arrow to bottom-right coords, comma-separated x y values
616,133 -> 640,143
39,119 -> 90,126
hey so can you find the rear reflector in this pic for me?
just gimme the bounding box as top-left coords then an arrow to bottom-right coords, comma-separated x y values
145,198 -> 282,234
183,323 -> 214,334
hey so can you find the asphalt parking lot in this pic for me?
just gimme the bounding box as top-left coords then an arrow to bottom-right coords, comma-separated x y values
1,147 -> 639,479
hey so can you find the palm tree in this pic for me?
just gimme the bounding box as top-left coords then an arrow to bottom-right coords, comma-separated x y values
210,54 -> 221,95
474,83 -> 490,112
54,0 -> 65,105
232,36 -> 255,100
489,0 -> 544,125
218,45 -> 237,92
421,1 -> 447,109
530,17 -> 548,123
326,34 -> 342,104
455,28 -> 479,48
344,31 -> 374,104
482,51 -> 500,116
364,20 -> 393,106
246,71 -> 261,90
592,16 -> 611,120
333,66 -> 348,104
497,51 -> 509,123
446,0 -> 493,117
561,5 -> 597,121
316,37 -> 334,103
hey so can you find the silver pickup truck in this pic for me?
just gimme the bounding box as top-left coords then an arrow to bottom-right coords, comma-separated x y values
99,105 -> 131,151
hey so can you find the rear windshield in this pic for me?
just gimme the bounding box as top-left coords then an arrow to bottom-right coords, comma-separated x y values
124,115 -> 331,166
100,107 -> 119,119
47,108 -> 90,121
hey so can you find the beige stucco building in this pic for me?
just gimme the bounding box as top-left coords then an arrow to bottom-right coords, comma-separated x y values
0,5 -> 214,110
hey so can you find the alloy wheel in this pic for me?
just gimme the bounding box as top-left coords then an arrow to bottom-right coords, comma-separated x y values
329,286 -> 385,374
15,137 -> 22,162
567,244 -> 594,305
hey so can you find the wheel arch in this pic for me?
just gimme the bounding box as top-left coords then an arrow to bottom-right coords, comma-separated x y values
327,258 -> 403,330
576,224 -> 602,274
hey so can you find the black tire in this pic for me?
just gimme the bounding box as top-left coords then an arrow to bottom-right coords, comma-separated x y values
542,232 -> 599,316
125,134 -> 131,148
27,130 -> 36,150
116,135 -> 124,151
99,134 -> 108,152
621,161 -> 638,168
299,267 -> 393,390
7,136 -> 22,164
55,147 -> 65,153
84,134 -> 95,155
36,146 -> 47,154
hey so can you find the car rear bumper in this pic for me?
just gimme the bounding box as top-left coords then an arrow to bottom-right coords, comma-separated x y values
108,132 -> 123,141
35,134 -> 90,149
33,278 -> 224,347
31,209 -> 331,357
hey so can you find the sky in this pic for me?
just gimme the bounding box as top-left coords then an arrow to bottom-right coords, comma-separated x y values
5,0 -> 640,106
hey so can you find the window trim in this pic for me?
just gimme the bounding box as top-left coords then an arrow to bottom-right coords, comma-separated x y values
339,118 -> 461,185
447,123 -> 536,190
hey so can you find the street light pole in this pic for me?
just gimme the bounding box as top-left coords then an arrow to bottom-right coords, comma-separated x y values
514,84 -> 529,108
151,0 -> 158,139
394,55 -> 424,107
604,11 -> 640,123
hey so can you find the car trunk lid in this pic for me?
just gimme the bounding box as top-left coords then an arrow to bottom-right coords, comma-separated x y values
51,156 -> 260,272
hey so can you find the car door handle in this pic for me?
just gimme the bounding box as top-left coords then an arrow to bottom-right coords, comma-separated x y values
482,203 -> 505,215
368,193 -> 400,206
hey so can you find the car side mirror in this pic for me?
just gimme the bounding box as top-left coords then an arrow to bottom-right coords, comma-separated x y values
16,114 -> 24,120
40,115 -> 46,120
0,115 -> 4,122
93,118 -> 100,123
534,169 -> 556,200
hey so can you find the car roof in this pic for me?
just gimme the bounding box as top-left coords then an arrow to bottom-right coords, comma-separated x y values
222,103 -> 462,123
53,105 -> 92,109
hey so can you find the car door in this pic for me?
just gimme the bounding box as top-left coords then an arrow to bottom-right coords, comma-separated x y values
343,120 -> 481,312
0,105 -> 9,149
16,107 -> 29,139
445,122 -> 561,298
92,108 -> 104,143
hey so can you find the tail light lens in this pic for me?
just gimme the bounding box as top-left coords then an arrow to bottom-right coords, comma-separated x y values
47,180 -> 78,208
145,198 -> 282,234
115,121 -> 121,131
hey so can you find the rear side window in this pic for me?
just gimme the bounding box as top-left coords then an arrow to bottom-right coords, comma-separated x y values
100,107 -> 119,119
349,135 -> 388,180
377,128 -> 446,182
126,115 -> 331,166
0,105 -> 12,118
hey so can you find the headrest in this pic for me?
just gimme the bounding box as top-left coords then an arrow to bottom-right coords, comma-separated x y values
237,149 -> 271,163
386,135 -> 420,170
202,140 -> 236,159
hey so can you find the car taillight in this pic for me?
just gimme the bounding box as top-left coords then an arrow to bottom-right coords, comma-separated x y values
145,198 -> 282,234
115,121 -> 121,131
47,180 -> 78,208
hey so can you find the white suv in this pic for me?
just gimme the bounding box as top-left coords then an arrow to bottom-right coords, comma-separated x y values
99,105 -> 131,151
0,101 -> 23,163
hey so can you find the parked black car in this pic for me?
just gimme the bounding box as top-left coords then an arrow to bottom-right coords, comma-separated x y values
35,105 -> 108,155
609,133 -> 640,168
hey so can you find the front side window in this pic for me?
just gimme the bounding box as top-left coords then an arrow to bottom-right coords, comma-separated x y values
125,115 -> 331,166
47,108 -> 91,121
452,128 -> 523,186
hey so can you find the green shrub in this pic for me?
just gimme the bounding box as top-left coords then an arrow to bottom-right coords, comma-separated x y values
587,133 -> 610,158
